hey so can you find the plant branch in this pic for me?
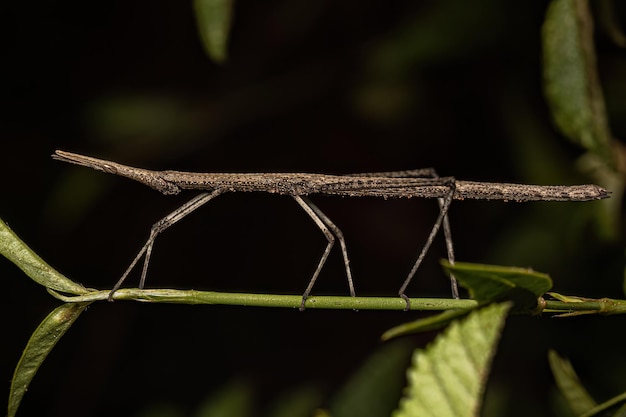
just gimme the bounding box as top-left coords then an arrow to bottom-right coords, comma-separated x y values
47,288 -> 626,315
48,288 -> 480,311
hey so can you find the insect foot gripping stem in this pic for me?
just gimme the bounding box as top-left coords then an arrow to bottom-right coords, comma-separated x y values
400,294 -> 411,311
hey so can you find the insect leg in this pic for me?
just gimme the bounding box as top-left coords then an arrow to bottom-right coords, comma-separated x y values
301,197 -> 355,297
398,178 -> 457,310
108,189 -> 223,301
347,169 -> 458,299
293,196 -> 351,311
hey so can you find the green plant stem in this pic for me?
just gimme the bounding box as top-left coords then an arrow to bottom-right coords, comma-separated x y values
47,288 -> 626,314
579,391 -> 626,417
544,299 -> 626,316
48,288 -> 479,310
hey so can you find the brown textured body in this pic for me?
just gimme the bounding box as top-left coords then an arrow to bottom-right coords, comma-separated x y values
53,150 -> 610,202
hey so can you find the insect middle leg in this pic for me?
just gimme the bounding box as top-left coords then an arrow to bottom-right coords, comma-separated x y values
293,196 -> 354,311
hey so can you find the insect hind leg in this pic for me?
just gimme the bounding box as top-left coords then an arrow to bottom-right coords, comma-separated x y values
346,168 -> 458,302
398,175 -> 458,309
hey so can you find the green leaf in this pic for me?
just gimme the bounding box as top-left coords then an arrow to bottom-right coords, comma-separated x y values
330,339 -> 415,417
392,302 -> 512,417
382,262 -> 547,339
542,0 -> 614,165
548,350 -> 597,415
193,0 -> 234,63
442,261 -> 552,310
381,309 -> 472,341
8,302 -> 90,417
0,217 -> 88,295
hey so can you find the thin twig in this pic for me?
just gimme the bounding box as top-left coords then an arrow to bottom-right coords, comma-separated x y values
48,288 -> 481,310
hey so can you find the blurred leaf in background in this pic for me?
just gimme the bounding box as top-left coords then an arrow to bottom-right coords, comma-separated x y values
194,0 -> 234,63
329,339 -> 415,417
543,0 -> 613,162
548,350 -> 597,416
542,0 -> 625,239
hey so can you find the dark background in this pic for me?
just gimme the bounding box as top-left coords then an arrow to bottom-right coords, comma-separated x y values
3,1 -> 625,416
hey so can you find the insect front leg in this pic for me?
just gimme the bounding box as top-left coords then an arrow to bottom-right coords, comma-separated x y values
108,189 -> 223,301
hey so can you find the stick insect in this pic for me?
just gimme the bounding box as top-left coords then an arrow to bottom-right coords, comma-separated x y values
53,150 -> 610,310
